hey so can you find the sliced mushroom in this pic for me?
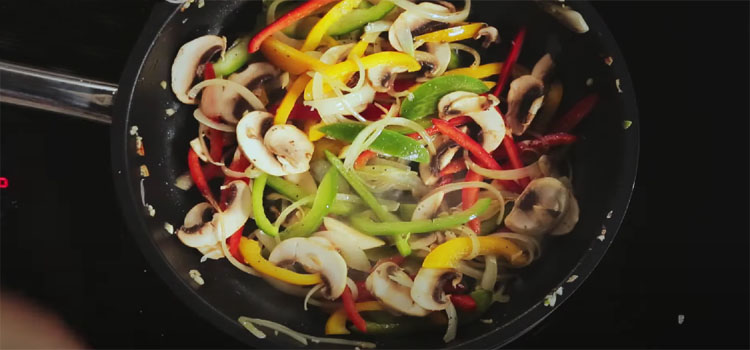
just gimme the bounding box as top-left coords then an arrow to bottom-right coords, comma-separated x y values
388,2 -> 450,52
410,267 -> 462,311
237,111 -> 314,176
313,230 -> 371,272
412,191 -> 445,221
437,92 -> 505,151
269,237 -> 348,299
413,47 -> 450,81
171,35 -> 227,104
531,53 -> 556,83
320,43 -> 356,64
216,180 -> 253,235
419,134 -> 460,186
505,75 -> 545,136
536,1 -> 589,34
504,177 -> 571,236
176,202 -> 219,248
220,63 -> 280,124
366,262 -> 430,316
549,190 -> 579,236
475,25 -> 500,48
424,42 -> 451,78
367,64 -> 408,92
197,243 -> 224,260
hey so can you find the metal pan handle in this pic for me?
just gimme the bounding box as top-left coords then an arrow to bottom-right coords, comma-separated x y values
0,61 -> 117,125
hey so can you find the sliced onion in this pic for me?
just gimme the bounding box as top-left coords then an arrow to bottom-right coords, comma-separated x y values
456,261 -> 483,279
189,78 -> 266,112
423,181 -> 505,221
238,317 -> 376,348
320,44 -> 355,64
194,108 -> 236,132
257,229 -> 279,252
190,136 -> 225,166
314,230 -> 371,272
443,301 -> 458,343
371,157 -> 411,170
493,284 -> 510,303
452,225 -> 480,260
489,232 -> 540,265
464,150 -> 542,180
274,195 -> 315,231
450,43 -> 481,67
364,20 -> 392,34
480,255 -> 498,291
395,21 -> 415,56
304,84 -> 375,120
303,283 -> 325,311
215,217 -> 261,277
476,191 -> 505,222
346,277 -> 359,301
391,0 -> 471,23
355,165 -> 427,196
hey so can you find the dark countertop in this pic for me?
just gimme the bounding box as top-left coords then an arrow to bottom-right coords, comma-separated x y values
1,1 -> 748,348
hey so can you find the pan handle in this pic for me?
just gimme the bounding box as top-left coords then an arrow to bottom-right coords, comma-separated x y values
0,61 -> 117,125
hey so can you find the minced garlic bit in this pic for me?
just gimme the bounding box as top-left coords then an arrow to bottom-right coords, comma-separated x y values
160,81 -> 167,90
180,0 -> 194,12
606,210 -> 613,219
480,319 -> 493,324
140,164 -> 150,177
146,204 -> 156,217
197,0 -> 205,8
164,222 -> 175,234
601,226 -> 607,235
604,56 -> 613,66
566,275 -> 579,283
407,93 -> 415,101
585,78 -> 593,87
135,136 -> 145,156
165,108 -> 176,116
543,287 -> 563,307
189,269 -> 205,285
615,78 -> 623,93
678,314 -> 685,325
129,125 -> 139,136
596,234 -> 605,241
623,120 -> 632,130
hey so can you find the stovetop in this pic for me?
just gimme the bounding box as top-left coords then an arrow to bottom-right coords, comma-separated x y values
0,1 -> 747,348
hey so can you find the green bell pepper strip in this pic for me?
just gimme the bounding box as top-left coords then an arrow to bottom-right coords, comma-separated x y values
350,198 -> 491,236
252,173 -> 279,237
319,123 -> 429,163
325,151 -> 411,256
326,1 -> 396,36
266,174 -> 357,215
280,167 -> 339,239
447,49 -> 461,70
212,35 -> 252,77
400,75 -> 490,120
457,289 -> 494,325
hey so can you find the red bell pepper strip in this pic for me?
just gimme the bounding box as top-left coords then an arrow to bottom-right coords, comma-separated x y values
492,27 -> 526,97
354,281 -> 375,302
248,0 -> 339,53
204,62 -> 216,80
437,175 -> 453,186
341,286 -> 367,333
360,103 -> 391,121
432,118 -> 523,193
208,129 -> 224,162
549,93 -> 600,133
450,294 -> 477,312
354,150 -> 377,169
501,134 -> 530,188
406,115 -> 473,140
393,78 -> 416,92
462,170 -> 483,233
227,227 -> 244,261
221,155 -> 252,261
188,149 -> 218,206
289,100 -> 322,121
492,132 -> 577,160
439,158 -> 466,177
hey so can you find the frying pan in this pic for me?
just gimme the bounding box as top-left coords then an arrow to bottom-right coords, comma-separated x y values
0,1 -> 639,348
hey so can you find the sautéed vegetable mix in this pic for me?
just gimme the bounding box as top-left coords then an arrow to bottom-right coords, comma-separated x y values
169,0 -> 594,345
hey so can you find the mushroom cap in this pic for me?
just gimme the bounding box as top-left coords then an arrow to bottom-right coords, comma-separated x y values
388,2 -> 450,52
475,25 -> 500,48
410,267 -> 462,311
176,202 -> 219,248
549,183 -> 579,236
269,237 -> 348,300
313,230 -> 371,272
504,177 -> 571,236
438,92 -> 505,152
216,180 -> 253,236
506,75 -> 545,136
367,64 -> 408,92
237,111 -> 313,176
366,262 -> 430,316
220,62 -> 280,124
419,134 -> 460,186
420,42 -> 451,79
171,35 -> 226,104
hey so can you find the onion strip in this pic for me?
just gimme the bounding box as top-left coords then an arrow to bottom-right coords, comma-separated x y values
238,317 -> 376,348
303,283 -> 325,311
489,232 -> 541,265
480,255 -> 498,291
423,181 -> 505,224
274,195 -> 315,231
452,225 -> 480,260
391,0 -> 471,23
449,43 -> 481,67
189,79 -> 266,112
464,150 -> 542,180
443,301 -> 458,343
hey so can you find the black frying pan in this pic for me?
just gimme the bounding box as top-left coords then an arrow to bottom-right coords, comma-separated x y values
0,1 -> 639,348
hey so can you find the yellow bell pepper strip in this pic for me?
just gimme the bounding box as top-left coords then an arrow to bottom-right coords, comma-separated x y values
239,237 -> 323,285
301,0 -> 363,52
307,121 -> 326,141
325,301 -> 383,335
280,166 -> 339,239
414,23 -> 486,43
260,37 -> 330,75
443,62 -> 531,80
274,74 -> 312,124
347,38 -> 371,60
248,0 -> 339,53
350,198 -> 491,236
252,173 -> 279,237
304,52 -> 422,99
324,150 -> 411,256
422,236 -> 529,269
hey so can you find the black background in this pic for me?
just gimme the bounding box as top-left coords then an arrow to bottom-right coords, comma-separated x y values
0,1 -> 748,348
